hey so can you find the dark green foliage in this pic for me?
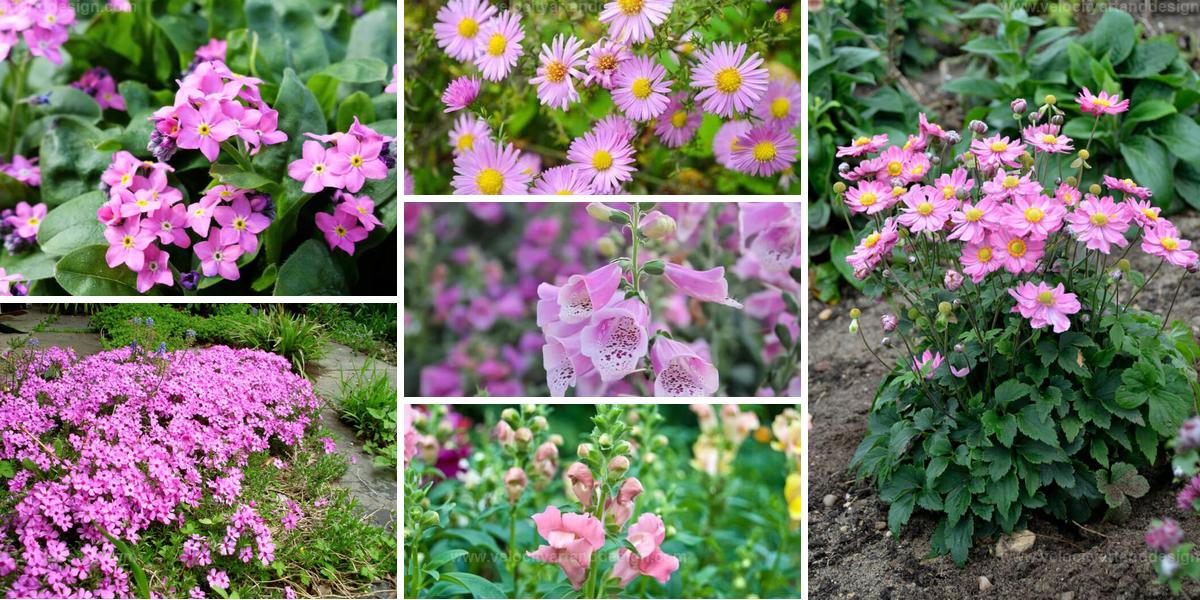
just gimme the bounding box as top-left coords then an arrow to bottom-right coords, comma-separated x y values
337,367 -> 397,467
91,303 -> 257,349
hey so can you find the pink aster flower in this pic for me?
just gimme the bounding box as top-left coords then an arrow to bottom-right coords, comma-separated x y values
754,78 -> 802,130
1143,221 -> 1199,268
441,76 -> 481,112
897,186 -> 953,233
690,42 -> 769,118
329,134 -> 388,193
452,139 -> 531,195
1077,87 -> 1130,116
1009,281 -> 1081,333
713,120 -> 752,168
580,298 -> 649,382
1066,195 -> 1131,254
593,114 -> 638,145
612,55 -> 673,121
844,180 -> 892,215
650,337 -> 718,396
531,166 -> 596,195
1103,174 -> 1153,199
912,350 -> 944,380
599,0 -> 673,44
970,134 -> 1025,172
662,262 -> 742,308
611,513 -> 680,587
176,102 -> 238,162
434,0 -> 498,61
730,126 -> 798,177
136,245 -> 174,293
993,231 -> 1045,274
104,218 -> 155,271
316,211 -> 369,255
526,506 -> 605,590
335,193 -> 384,230
846,220 -> 899,279
1000,193 -> 1066,240
448,112 -> 491,155
981,170 -> 1041,203
960,236 -> 1003,283
836,134 -> 888,158
567,127 -> 636,193
474,10 -> 524,82
287,140 -> 342,193
214,197 -> 269,253
1054,182 -> 1082,206
652,93 -> 701,148
1023,123 -> 1073,153
1124,198 -> 1163,228
948,197 -> 998,244
194,229 -> 244,280
530,34 -> 588,111
583,38 -> 633,90
917,113 -> 949,143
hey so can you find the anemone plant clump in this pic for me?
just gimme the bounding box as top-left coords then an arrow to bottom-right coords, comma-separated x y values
840,90 -> 1200,565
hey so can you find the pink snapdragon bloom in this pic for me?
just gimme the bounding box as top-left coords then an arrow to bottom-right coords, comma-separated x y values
650,336 -> 718,396
316,211 -> 369,255
1143,221 -> 1199,268
176,103 -> 238,162
104,218 -> 155,271
194,229 -> 243,280
556,263 -> 623,324
662,262 -> 742,308
1023,124 -> 1073,153
912,350 -> 944,380
526,506 -> 605,590
1001,194 -> 1066,240
611,513 -> 680,587
565,462 -> 597,508
1009,281 -> 1081,333
897,186 -> 953,233
1066,195 -> 1131,254
136,246 -> 174,293
1077,87 -> 1130,116
1103,174 -> 1152,199
606,477 -> 644,527
580,298 -> 649,382
836,134 -> 888,158
969,135 -> 1024,171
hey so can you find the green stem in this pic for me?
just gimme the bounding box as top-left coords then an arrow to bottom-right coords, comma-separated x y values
630,205 -> 642,296
5,53 -> 32,161
509,502 -> 520,597
1161,273 -> 1188,333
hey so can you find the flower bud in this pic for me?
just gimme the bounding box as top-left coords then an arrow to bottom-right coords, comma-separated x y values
774,7 -> 790,23
880,337 -> 892,347
907,308 -> 919,320
1117,258 -> 1131,272
598,433 -> 612,448
587,202 -> 616,222
653,434 -> 668,448
944,269 -> 964,291
597,236 -> 618,257
420,510 -> 441,528
501,408 -> 518,423
639,210 -> 677,240
548,434 -> 564,446
1178,416 -> 1200,451
614,440 -> 632,455
1050,114 -> 1064,126
938,301 -> 952,315
1088,183 -> 1102,195
946,131 -> 961,144
577,443 -> 593,458
1011,98 -> 1027,114
1078,149 -> 1090,160
642,259 -> 665,275
1161,554 -> 1180,578
531,415 -> 548,432
1066,176 -> 1078,187
1146,518 -> 1185,552
968,120 -> 988,135
832,181 -> 847,194
848,319 -> 859,334
1044,94 -> 1057,106
837,162 -> 850,174
953,343 -> 965,353
880,314 -> 898,332
565,462 -> 597,508
849,308 -> 861,319
608,455 -> 630,477
493,421 -> 515,447
418,435 -> 439,463
504,467 -> 527,502
515,427 -> 533,447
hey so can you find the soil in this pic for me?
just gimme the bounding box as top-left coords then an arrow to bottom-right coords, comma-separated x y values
808,213 -> 1200,599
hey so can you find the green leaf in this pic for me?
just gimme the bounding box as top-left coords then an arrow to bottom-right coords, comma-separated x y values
1120,136 -> 1174,208
1084,9 -> 1136,64
1115,359 -> 1159,409
102,532 -> 150,598
1016,404 -> 1058,445
323,57 -> 388,83
346,5 -> 396,62
1150,115 -> 1200,163
336,91 -> 376,132
210,164 -> 274,190
36,191 -> 107,257
1122,99 -> 1176,129
1121,39 -> 1179,78
1091,438 -> 1110,467
426,549 -> 469,571
54,245 -> 143,295
39,118 -> 111,207
440,571 -> 506,599
888,492 -> 916,536
274,239 -> 348,295
1149,389 -> 1189,438
256,68 -> 326,182
42,86 -> 102,123
944,480 -> 971,526
1099,462 -> 1150,507
994,380 -> 1031,408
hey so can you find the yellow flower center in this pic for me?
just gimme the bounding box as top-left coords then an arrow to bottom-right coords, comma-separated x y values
916,202 -> 934,216
1037,291 -> 1055,306
27,217 -> 39,226
1008,239 -> 1027,257
233,217 -> 247,230
618,0 -> 644,15
476,168 -> 504,194
910,164 -> 926,176
598,55 -> 616,71
854,136 -> 870,146
136,200 -> 148,208
1041,134 -> 1057,144
863,232 -> 881,248
458,17 -> 478,38
198,123 -> 211,137
457,133 -> 475,151
715,68 -> 742,94
1003,175 -> 1019,189
1090,213 -> 1109,226
887,161 -> 903,176
334,226 -> 347,237
1094,98 -> 1111,107
122,235 -> 135,249
670,111 -> 688,128
965,208 -> 983,222
350,154 -> 363,168
546,61 -> 567,83
859,192 -> 877,207
977,247 -> 993,262
1063,193 -> 1074,204
1142,208 -> 1158,221
1023,207 -> 1044,223
312,163 -> 325,174
680,42 -> 694,54
357,206 -> 368,214
891,186 -> 905,197
989,141 -> 1008,152
592,149 -> 613,171
555,190 -> 573,195
942,185 -> 955,199
752,141 -> 777,163
770,97 -> 790,119
120,174 -> 131,186
1163,237 -> 1180,251
1122,178 -> 1135,187
46,14 -> 55,23
631,77 -> 652,100
487,33 -> 507,57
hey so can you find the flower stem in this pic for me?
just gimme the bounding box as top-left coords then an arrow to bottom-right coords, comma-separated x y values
630,204 -> 642,296
5,53 -> 32,161
1161,273 -> 1188,333
509,502 -> 520,597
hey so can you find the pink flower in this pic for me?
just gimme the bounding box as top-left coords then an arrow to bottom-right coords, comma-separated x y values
653,92 -> 702,148
846,221 -> 899,279
579,298 -> 649,382
917,113 -> 948,143
316,211 -> 368,255
207,569 -> 230,590
755,78 -> 802,130
1022,123 -> 1073,153
611,513 -> 680,587
531,165 -> 595,195
662,262 -> 742,308
690,42 -> 768,118
214,197 -> 269,253
504,467 -> 527,502
567,126 -> 636,193
336,193 -> 383,231
583,38 -> 633,90
844,180 -> 892,215
194,229 -> 244,280
530,34 -> 588,111
912,349 -> 944,380
7,202 -> 45,239
993,231 -> 1044,274
329,134 -> 388,193
1077,87 -> 1130,116
1054,182 -> 1081,207
730,125 -> 797,177
434,0 -> 497,61
176,103 -> 238,161
1000,193 -> 1066,240
526,506 -> 605,590
612,55 -> 672,121
605,477 -> 644,527
452,139 -> 531,194
897,186 -> 953,233
1103,174 -> 1153,199
186,198 -> 219,237
650,336 -> 718,396
944,269 -> 964,291
969,135 -> 1024,172
441,75 -> 481,112
836,134 -> 888,158
1143,221 -> 1199,268
599,0 -> 673,43
1066,195 -> 1131,254
960,237 -> 1003,283
565,462 -> 596,507
473,10 -> 524,81
292,140 -> 343,192
542,333 -> 588,397
981,170 -> 1040,203
136,246 -> 174,293
556,263 -> 623,324
947,197 -> 997,244
1008,281 -> 1081,333
104,218 -> 155,271
1124,198 -> 1163,228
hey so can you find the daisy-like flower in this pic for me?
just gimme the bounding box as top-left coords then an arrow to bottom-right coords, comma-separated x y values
612,56 -> 673,121
1066,194 -> 1131,254
530,34 -> 588,111
846,220 -> 899,279
896,186 -> 953,233
1000,194 -> 1066,240
1124,198 -> 1162,228
981,170 -> 1041,203
1009,281 -> 1081,333
441,76 -> 481,112
593,114 -> 638,145
960,236 -> 1003,283
948,197 -> 998,244
531,166 -> 596,195
1103,174 -> 1153,199
932,168 -> 974,202
1077,87 -> 1130,116
1023,124 -> 1073,154
434,0 -> 498,61
844,180 -> 892,215
583,38 -> 633,90
448,113 -> 491,155
912,350 -> 944,380
690,42 -> 769,118
871,145 -> 913,182
599,0 -> 674,44
567,127 -> 636,193
753,78 -> 802,130
1143,221 -> 1199,268
969,135 -> 1025,171
918,113 -> 949,143
713,120 -> 752,168
1055,182 -> 1081,206
898,152 -> 931,184
730,126 -> 797,176
993,230 -> 1045,274
653,93 -> 701,148
474,10 -> 524,82
836,134 -> 888,158
451,140 -> 531,195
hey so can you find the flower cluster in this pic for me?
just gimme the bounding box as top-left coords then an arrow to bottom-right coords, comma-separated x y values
492,405 -> 563,502
71,66 -> 125,111
148,60 -> 287,162
99,152 -> 276,291
0,345 -> 320,596
0,200 -> 46,254
287,118 -> 394,194
0,154 -> 40,186
407,405 -> 474,479
770,408 -> 803,529
689,404 -> 759,476
430,0 -> 800,194
0,0 -> 74,65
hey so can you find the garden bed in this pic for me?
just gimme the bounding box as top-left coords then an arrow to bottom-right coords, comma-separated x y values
807,212 -> 1200,598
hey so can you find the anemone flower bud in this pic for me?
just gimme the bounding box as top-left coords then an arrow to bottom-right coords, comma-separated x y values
968,120 -> 988,135
608,455 -> 631,478
944,269 -> 964,291
565,462 -> 597,508
1010,98 -> 1027,114
832,181 -> 847,193
848,319 -> 859,334
639,210 -> 676,241
504,467 -> 528,502
493,421 -> 516,447
945,130 -> 961,144
1050,114 -> 1064,126
515,427 -> 533,447
953,343 -> 965,353
880,337 -> 892,347
881,314 -> 898,332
